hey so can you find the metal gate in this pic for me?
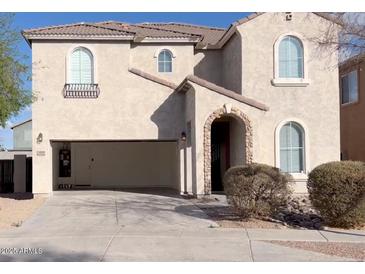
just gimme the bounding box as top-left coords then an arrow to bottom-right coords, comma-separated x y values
0,158 -> 32,193
26,157 -> 32,192
0,160 -> 14,193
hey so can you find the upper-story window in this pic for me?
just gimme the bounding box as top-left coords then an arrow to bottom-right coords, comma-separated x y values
278,36 -> 304,79
64,46 -> 99,98
70,47 -> 94,84
341,70 -> 358,105
158,49 -> 172,73
272,34 -> 309,87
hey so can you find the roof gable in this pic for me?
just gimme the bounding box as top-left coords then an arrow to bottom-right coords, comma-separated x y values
11,119 -> 32,130
212,12 -> 340,49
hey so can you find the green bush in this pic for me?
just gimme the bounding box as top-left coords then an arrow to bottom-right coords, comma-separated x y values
308,161 -> 365,228
223,163 -> 293,217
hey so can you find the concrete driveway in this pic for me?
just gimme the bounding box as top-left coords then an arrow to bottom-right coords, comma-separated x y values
0,189 -> 356,261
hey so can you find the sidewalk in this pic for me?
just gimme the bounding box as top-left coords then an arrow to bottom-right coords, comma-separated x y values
0,226 -> 363,262
245,228 -> 365,242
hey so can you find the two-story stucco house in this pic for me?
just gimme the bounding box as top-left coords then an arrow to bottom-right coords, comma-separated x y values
22,12 -> 340,196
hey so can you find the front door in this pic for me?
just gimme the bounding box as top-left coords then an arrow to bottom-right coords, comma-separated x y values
211,121 -> 230,192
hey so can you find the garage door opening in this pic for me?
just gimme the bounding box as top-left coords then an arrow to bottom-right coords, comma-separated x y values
51,140 -> 180,192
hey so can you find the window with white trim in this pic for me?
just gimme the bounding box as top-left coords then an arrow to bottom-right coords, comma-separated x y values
158,49 -> 172,73
278,36 -> 304,79
341,70 -> 358,105
279,121 -> 305,173
70,47 -> 94,84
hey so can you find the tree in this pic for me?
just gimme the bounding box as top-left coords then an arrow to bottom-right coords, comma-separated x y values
0,13 -> 32,128
311,13 -> 365,61
0,143 -> 6,151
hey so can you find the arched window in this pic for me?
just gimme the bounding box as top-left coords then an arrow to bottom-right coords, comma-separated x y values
279,121 -> 305,173
158,49 -> 172,73
70,47 -> 94,84
278,36 -> 304,78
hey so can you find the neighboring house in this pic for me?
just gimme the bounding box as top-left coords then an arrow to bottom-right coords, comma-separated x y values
339,52 -> 365,161
22,12 -> 340,196
12,119 -> 32,150
0,119 -> 32,193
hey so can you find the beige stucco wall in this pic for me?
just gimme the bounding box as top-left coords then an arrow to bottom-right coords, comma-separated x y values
130,43 -> 194,83
221,33 -> 242,94
32,40 -> 188,194
194,50 -> 222,86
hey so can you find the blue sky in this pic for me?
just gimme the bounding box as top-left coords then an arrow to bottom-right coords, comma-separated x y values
0,12 -> 251,149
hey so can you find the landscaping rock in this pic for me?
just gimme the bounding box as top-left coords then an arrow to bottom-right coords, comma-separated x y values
272,195 -> 324,229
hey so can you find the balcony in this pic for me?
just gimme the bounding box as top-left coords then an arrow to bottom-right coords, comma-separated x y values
63,84 -> 100,98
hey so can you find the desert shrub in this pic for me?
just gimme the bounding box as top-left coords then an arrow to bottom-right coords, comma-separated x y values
308,161 -> 365,228
223,163 -> 293,217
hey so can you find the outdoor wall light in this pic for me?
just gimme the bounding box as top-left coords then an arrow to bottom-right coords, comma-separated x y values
181,131 -> 187,142
36,133 -> 43,143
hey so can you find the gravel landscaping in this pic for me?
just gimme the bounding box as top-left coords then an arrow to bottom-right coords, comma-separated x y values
0,194 -> 46,230
192,195 -> 287,229
196,204 -> 285,229
267,240 -> 365,261
193,194 -> 365,230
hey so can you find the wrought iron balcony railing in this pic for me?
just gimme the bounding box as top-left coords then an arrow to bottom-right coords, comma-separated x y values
63,83 -> 100,98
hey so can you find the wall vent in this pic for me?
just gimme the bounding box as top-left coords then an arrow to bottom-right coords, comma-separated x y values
285,12 -> 292,21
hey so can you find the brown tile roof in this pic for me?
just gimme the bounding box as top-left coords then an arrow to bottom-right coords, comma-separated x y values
22,22 -> 133,37
177,75 -> 269,111
128,67 -> 178,89
137,22 -> 226,45
95,21 -> 201,40
23,21 -> 203,42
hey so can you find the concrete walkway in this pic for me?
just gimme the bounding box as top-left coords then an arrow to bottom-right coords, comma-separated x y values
0,190 -> 363,262
246,228 -> 365,243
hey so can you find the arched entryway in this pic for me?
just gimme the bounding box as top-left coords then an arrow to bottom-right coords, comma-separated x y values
203,106 -> 253,194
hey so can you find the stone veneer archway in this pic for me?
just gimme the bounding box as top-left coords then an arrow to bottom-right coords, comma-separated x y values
203,106 -> 253,194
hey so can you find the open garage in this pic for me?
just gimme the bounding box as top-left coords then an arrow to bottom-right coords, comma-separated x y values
51,141 -> 180,191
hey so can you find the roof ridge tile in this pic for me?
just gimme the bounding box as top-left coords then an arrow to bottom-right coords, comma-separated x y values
23,21 -> 134,36
133,23 -> 201,38
23,22 -> 89,33
140,22 -> 226,31
87,22 -> 135,35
